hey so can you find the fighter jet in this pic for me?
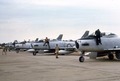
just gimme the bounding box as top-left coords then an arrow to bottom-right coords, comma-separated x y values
75,30 -> 120,62
29,38 -> 75,56
15,41 -> 32,53
15,34 -> 63,53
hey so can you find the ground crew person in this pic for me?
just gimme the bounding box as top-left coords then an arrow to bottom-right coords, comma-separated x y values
2,46 -> 7,55
43,37 -> 50,49
55,44 -> 59,58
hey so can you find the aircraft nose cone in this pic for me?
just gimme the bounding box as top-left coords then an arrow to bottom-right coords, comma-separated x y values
75,41 -> 79,49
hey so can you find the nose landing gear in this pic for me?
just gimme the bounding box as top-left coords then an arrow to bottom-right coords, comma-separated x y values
79,56 -> 85,62
79,51 -> 85,62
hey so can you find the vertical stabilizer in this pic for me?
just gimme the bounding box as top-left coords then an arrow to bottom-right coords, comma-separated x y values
56,34 -> 63,40
35,38 -> 39,42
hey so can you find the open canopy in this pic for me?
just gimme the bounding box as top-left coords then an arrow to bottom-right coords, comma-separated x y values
81,32 -> 117,39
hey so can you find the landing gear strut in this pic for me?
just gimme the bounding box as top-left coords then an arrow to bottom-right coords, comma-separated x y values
33,51 -> 37,56
16,49 -> 20,53
79,51 -> 85,62
108,53 -> 114,60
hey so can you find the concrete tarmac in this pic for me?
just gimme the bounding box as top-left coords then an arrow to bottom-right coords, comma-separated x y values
0,49 -> 120,81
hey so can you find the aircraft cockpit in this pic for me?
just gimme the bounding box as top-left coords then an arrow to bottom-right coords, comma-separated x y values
38,40 -> 44,42
81,32 -> 117,39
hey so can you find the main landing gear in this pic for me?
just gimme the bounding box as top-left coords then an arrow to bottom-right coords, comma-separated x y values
33,52 -> 37,56
16,49 -> 20,53
33,51 -> 38,56
108,53 -> 114,60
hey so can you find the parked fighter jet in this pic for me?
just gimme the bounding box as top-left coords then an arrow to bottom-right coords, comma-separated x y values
29,31 -> 89,56
14,37 -> 45,53
15,34 -> 63,53
15,42 -> 32,53
75,30 -> 120,62
30,39 -> 75,56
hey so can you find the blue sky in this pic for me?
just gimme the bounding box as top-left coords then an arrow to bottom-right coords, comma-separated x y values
0,0 -> 120,43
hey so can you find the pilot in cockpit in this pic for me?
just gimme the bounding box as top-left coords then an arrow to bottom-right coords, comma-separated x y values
95,29 -> 102,45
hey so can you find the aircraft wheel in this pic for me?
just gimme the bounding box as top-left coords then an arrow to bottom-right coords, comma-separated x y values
115,52 -> 120,60
33,52 -> 37,56
108,54 -> 114,60
79,56 -> 85,62
16,49 -> 19,53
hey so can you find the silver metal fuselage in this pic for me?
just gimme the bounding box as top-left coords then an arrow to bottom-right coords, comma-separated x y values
77,34 -> 120,52
32,40 -> 75,50
15,43 -> 32,49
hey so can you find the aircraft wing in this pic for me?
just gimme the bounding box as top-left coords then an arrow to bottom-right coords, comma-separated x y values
104,47 -> 120,51
59,47 -> 76,51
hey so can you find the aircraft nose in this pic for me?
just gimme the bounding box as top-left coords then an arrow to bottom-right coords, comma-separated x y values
75,41 -> 79,49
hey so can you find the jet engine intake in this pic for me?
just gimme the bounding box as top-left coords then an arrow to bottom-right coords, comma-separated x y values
75,41 -> 79,49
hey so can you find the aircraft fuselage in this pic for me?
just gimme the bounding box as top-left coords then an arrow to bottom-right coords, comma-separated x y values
77,36 -> 120,52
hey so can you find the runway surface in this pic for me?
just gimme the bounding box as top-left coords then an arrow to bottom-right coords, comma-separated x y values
0,49 -> 120,81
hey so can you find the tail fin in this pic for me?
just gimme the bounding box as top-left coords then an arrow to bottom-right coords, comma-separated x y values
14,40 -> 18,43
12,40 -> 18,47
56,34 -> 63,40
35,38 -> 39,42
80,31 -> 89,39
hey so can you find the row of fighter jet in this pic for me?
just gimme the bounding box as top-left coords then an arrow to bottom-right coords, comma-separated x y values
4,34 -> 77,55
2,30 -> 120,62
15,34 -> 76,55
